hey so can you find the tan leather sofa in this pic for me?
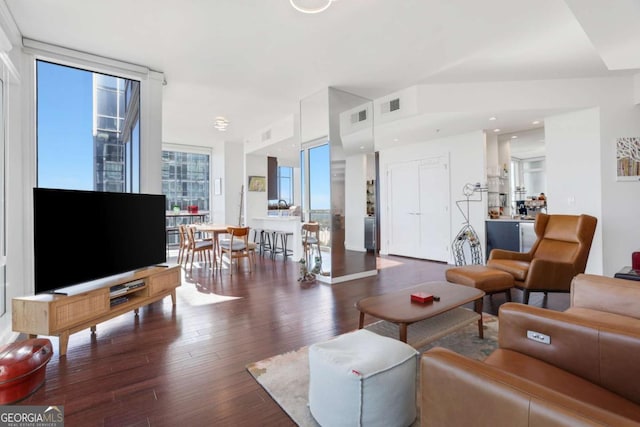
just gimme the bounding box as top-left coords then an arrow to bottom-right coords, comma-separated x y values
421,274 -> 640,426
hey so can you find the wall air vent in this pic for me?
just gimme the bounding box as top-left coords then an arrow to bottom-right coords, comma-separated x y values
381,98 -> 401,114
261,129 -> 272,142
350,109 -> 368,124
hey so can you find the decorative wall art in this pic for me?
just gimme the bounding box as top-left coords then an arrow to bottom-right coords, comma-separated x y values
616,137 -> 640,181
248,176 -> 266,192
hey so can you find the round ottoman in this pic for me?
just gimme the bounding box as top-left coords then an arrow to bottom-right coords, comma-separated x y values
308,329 -> 418,427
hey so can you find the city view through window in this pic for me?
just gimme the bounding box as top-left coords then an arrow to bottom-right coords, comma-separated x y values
37,61 -> 140,192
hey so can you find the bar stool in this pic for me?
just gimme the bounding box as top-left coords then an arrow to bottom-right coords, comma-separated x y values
252,228 -> 264,255
259,229 -> 274,258
272,231 -> 294,261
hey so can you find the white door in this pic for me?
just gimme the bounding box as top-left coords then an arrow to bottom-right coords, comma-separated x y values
418,157 -> 450,261
387,162 -> 421,257
387,156 -> 450,261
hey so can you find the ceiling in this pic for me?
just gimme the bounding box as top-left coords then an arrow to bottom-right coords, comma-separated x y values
4,0 -> 640,149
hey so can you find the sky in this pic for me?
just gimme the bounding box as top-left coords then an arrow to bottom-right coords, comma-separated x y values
37,60 -> 94,190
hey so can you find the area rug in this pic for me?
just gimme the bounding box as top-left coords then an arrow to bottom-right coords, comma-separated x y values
246,312 -> 498,426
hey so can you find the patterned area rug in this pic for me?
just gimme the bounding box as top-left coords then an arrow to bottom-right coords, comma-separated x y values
246,312 -> 498,426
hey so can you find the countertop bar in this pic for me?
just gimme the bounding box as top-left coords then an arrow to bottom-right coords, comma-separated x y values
486,217 -> 535,222
250,216 -> 302,261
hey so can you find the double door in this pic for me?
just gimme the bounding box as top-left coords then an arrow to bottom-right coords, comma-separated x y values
387,156 -> 450,262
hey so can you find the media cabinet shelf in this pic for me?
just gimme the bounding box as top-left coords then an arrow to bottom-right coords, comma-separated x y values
12,265 -> 181,356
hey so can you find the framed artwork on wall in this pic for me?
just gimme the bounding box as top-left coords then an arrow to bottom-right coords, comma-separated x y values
248,176 -> 266,192
616,137 -> 640,181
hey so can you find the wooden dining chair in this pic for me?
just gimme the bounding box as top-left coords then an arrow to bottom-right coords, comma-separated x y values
177,224 -> 190,265
302,222 -> 321,266
185,225 -> 213,272
219,226 -> 252,275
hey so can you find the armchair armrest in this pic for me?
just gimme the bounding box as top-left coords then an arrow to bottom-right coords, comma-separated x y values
488,248 -> 530,262
571,274 -> 640,320
421,347 -> 638,427
524,259 -> 576,291
499,303 -> 640,403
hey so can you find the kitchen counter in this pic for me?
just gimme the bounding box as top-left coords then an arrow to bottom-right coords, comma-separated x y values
486,217 -> 535,222
250,216 -> 302,261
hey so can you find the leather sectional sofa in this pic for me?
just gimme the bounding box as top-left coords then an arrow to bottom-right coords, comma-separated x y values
421,274 -> 640,426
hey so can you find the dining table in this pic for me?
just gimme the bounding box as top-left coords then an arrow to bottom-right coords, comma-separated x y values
195,223 -> 233,269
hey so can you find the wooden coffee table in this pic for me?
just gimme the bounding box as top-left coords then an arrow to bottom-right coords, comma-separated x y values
355,281 -> 485,343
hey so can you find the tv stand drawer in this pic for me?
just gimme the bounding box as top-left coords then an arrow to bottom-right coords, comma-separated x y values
148,268 -> 181,296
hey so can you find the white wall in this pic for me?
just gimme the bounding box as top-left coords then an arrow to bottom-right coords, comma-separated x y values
224,141 -> 244,226
598,96 -> 640,275
545,108 -> 603,274
244,153 -> 267,227
378,130 -> 486,263
300,89 -> 328,143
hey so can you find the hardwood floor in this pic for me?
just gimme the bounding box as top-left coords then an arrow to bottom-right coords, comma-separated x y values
22,255 -> 569,426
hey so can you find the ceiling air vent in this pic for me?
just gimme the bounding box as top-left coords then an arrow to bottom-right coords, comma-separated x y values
261,129 -> 272,142
350,109 -> 367,124
381,97 -> 401,114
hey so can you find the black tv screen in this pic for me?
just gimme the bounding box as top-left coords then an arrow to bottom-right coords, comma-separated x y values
33,188 -> 167,294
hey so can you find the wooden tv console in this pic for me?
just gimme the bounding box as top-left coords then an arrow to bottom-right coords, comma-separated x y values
12,265 -> 181,356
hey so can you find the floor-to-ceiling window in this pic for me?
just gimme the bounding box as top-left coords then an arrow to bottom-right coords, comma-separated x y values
301,141 -> 331,247
36,61 -> 140,192
161,149 -> 211,212
161,148 -> 211,247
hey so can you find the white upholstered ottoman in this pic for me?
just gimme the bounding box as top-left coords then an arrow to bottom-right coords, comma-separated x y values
308,329 -> 418,427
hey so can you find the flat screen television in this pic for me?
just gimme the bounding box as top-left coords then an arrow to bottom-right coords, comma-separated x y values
33,188 -> 167,294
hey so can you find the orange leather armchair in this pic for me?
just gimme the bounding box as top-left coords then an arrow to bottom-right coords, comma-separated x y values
487,213 -> 597,304
421,302 -> 640,426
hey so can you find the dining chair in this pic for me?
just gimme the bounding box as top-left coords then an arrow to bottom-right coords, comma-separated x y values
302,222 -> 321,267
185,225 -> 213,272
177,224 -> 190,265
219,226 -> 252,275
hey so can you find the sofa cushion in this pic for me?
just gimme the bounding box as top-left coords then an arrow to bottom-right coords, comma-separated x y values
485,348 -> 640,423
487,259 -> 529,281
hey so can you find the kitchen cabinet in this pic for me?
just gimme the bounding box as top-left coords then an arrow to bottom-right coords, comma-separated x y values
267,156 -> 278,200
485,220 -> 535,261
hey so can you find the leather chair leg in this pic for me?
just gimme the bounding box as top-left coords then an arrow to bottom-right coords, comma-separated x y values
522,289 -> 530,304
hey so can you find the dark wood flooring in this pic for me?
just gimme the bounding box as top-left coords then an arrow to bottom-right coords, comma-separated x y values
22,255 -> 569,426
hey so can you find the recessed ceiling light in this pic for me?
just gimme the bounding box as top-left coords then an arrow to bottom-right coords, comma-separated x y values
393,138 -> 399,142
493,128 -> 501,133
360,146 -> 364,150
532,120 -> 540,125
489,116 -> 497,121
511,135 -> 518,139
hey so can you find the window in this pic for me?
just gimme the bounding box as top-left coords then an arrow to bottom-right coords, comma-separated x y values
0,78 -> 5,316
277,166 -> 293,205
161,149 -> 210,211
36,61 -> 140,192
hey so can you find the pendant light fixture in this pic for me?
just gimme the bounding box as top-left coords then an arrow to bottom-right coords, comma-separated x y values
289,0 -> 334,14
